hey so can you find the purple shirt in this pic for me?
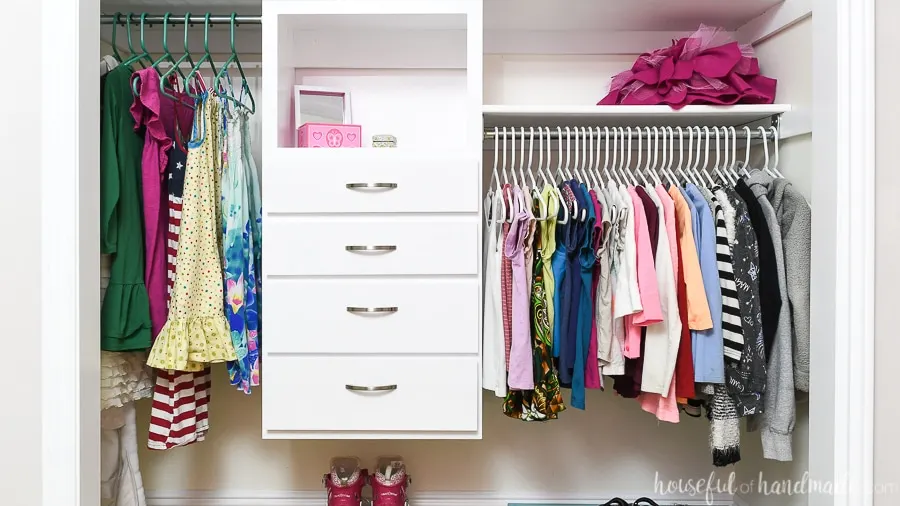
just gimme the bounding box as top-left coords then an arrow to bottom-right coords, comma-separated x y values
130,68 -> 172,338
505,186 -> 535,390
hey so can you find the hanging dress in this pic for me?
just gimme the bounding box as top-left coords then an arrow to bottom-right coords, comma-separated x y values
147,93 -> 236,372
222,108 -> 261,393
100,64 -> 153,351
147,102 -> 213,450
241,109 -> 263,335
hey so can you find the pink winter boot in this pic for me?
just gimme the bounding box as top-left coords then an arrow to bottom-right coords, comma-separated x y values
324,457 -> 368,506
370,458 -> 410,506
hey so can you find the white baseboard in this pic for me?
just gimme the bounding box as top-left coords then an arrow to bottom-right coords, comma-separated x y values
146,490 -> 736,506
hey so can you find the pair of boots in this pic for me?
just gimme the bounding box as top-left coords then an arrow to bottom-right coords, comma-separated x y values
324,457 -> 409,506
603,498 -> 661,506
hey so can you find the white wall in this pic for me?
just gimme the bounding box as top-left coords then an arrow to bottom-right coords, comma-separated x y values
1,2 -> 43,505
874,0 -> 900,503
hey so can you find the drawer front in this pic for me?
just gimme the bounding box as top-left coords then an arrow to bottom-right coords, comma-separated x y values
265,218 -> 479,276
262,356 -> 479,432
264,151 -> 479,214
263,278 -> 479,354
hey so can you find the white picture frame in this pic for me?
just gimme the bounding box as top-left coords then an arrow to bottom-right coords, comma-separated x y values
293,85 -> 353,133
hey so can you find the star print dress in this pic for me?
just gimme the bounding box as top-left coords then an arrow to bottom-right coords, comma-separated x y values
146,125 -> 213,450
147,93 -> 237,371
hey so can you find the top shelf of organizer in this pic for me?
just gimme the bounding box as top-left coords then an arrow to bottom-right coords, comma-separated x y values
484,0 -> 785,32
482,104 -> 792,130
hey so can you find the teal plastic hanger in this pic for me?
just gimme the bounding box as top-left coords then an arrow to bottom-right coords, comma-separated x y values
110,13 -> 123,62
120,13 -> 152,69
138,14 -> 156,69
213,13 -> 256,114
159,13 -> 196,108
185,14 -> 218,100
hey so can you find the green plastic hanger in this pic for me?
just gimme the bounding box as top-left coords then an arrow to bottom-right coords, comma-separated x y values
138,13 -> 156,69
159,12 -> 196,108
120,13 -> 152,69
110,12 -> 123,62
185,14 -> 218,100
213,13 -> 256,114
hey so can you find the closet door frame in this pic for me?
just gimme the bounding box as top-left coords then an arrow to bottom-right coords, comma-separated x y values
31,0 -> 874,505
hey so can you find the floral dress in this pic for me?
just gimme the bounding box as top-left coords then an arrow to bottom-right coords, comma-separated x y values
503,214 -> 567,421
221,107 -> 261,393
147,92 -> 236,371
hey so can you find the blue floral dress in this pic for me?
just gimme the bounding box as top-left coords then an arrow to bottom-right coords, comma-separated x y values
221,108 -> 261,393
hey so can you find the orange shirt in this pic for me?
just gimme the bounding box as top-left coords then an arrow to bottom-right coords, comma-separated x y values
668,187 -> 713,330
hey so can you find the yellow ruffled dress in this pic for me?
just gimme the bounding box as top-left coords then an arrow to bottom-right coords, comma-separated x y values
148,93 -> 236,371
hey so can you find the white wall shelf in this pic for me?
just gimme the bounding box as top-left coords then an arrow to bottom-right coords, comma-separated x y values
482,104 -> 792,129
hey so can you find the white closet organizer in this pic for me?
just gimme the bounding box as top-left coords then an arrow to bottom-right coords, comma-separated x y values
261,0 -> 484,439
259,0 -> 799,440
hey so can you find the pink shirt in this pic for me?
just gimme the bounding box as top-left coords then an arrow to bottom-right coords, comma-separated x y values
639,187 -> 682,421
130,68 -> 171,338
624,188 -> 663,358
505,187 -> 535,390
585,190 -> 603,390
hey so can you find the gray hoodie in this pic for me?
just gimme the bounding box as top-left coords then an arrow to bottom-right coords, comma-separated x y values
767,178 -> 812,392
744,170 -> 795,462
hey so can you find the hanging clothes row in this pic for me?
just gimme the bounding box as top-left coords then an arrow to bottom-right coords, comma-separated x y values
482,125 -> 811,469
99,33 -> 262,457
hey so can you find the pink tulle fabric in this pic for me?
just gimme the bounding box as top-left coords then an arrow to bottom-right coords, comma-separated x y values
598,25 -> 777,109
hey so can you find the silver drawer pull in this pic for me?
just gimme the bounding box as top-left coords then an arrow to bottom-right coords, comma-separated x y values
346,306 -> 398,314
346,384 -> 397,392
346,182 -> 398,190
345,245 -> 397,252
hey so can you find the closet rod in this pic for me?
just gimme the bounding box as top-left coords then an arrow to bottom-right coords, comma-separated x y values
482,128 -> 777,141
100,14 -> 262,25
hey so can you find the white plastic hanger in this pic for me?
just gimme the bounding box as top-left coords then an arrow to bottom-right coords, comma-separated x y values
603,127 -> 618,186
582,127 -> 596,186
678,126 -> 695,186
622,127 -> 638,186
740,126 -> 752,178
592,127 -> 605,189
657,127 -> 672,186
572,127 -> 581,183
585,127 -> 600,189
717,127 -> 734,186
501,128 -> 514,223
519,127 -> 529,189
633,127 -> 644,184
664,126 -> 678,186
501,127 -> 510,186
510,127 -> 519,189
716,127 -> 735,186
556,127 -> 565,182
724,126 -> 738,182
490,127 -> 507,222
545,127 -> 557,186
635,128 -> 650,186
527,128 -> 548,221
540,127 -> 568,224
606,127 -> 620,186
758,126 -> 775,177
649,127 -> 662,186
769,125 -> 784,178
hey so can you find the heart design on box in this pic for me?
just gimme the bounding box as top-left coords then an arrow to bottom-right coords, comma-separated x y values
347,133 -> 357,142
312,131 -> 323,141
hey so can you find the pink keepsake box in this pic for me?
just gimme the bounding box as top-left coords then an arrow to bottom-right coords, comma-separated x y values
297,123 -> 362,148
